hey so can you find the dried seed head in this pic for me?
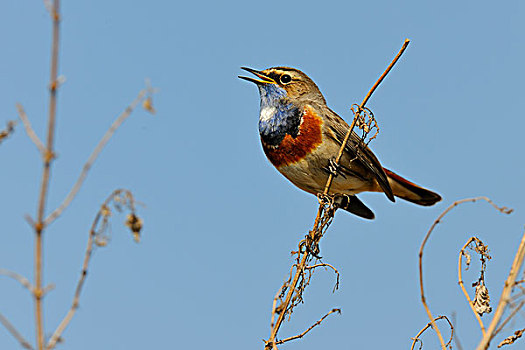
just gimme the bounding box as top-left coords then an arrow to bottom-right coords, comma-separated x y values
462,250 -> 472,270
498,328 -> 525,348
473,283 -> 492,316
125,213 -> 143,243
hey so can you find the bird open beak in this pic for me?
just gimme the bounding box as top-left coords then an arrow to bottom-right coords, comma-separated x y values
238,67 -> 276,85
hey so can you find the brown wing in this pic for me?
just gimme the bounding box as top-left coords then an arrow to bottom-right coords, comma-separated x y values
324,107 -> 395,202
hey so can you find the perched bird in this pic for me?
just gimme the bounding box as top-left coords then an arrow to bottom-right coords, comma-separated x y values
239,67 -> 441,219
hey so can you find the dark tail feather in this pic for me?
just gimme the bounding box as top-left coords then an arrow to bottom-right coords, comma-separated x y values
383,168 -> 441,206
334,194 -> 375,220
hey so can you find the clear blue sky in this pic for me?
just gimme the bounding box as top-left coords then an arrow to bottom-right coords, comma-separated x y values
1,0 -> 524,349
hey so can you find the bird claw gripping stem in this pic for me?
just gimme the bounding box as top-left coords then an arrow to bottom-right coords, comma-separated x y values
325,158 -> 345,178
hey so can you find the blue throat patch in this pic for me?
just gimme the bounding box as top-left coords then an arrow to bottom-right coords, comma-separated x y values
258,84 -> 301,146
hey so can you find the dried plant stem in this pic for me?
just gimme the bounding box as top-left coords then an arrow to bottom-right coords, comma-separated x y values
16,104 -> 46,155
410,315 -> 454,350
458,238 -> 486,335
494,300 -> 525,336
33,1 -> 61,349
0,312 -> 34,350
46,189 -> 135,349
476,231 -> 525,350
265,39 -> 411,349
275,308 -> 341,345
0,268 -> 34,293
45,89 -> 147,226
419,197 -> 512,350
322,38 -> 410,194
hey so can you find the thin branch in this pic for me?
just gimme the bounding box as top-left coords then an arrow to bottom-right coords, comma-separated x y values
476,230 -> 525,350
34,1 -> 61,349
44,89 -> 148,226
0,311 -> 34,350
419,197 -> 512,350
410,315 -> 454,350
494,300 -> 525,336
0,268 -> 34,293
305,263 -> 340,292
265,39 -> 411,349
458,237 -> 486,335
16,104 -> 46,154
275,308 -> 341,345
322,38 -> 410,195
46,189 -> 139,350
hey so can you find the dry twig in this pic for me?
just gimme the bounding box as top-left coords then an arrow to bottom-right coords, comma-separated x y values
275,308 -> 341,345
458,237 -> 492,335
0,312 -> 33,350
44,85 -> 155,226
16,104 -> 46,154
0,268 -> 34,293
264,39 -> 411,349
410,315 -> 454,350
419,197 -> 512,350
46,189 -> 142,350
32,1 -> 61,348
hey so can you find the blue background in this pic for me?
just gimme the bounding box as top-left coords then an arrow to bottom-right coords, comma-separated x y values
1,0 -> 524,349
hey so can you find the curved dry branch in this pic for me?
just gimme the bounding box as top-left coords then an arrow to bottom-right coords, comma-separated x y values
16,104 -> 45,154
410,315 -> 453,350
0,268 -> 34,293
419,197 -> 512,350
275,308 -> 341,346
458,237 -> 487,335
46,189 -> 141,350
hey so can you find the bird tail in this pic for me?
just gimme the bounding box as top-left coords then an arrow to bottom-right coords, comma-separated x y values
383,168 -> 441,206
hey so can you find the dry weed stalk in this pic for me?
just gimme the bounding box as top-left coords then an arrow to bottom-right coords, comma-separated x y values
458,237 -> 492,336
0,1 -> 153,349
418,197 -> 512,350
264,39 -> 411,349
46,189 -> 142,349
410,315 -> 454,350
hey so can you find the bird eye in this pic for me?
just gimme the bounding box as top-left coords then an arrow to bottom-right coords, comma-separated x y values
280,74 -> 292,84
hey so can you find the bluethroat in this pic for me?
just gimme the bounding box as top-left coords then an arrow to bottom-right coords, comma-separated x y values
239,67 -> 441,219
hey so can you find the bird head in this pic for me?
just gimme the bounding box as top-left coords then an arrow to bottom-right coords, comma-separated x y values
239,67 -> 326,107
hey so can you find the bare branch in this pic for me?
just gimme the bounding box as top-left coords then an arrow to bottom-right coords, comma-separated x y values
0,268 -> 34,293
419,197 -> 512,349
16,104 -> 46,154
494,300 -> 525,336
410,315 -> 454,350
458,237 -> 489,335
33,1 -> 62,348
274,308 -> 341,346
0,311 -> 34,349
44,88 -> 152,226
305,263 -> 340,292
46,189 -> 141,350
